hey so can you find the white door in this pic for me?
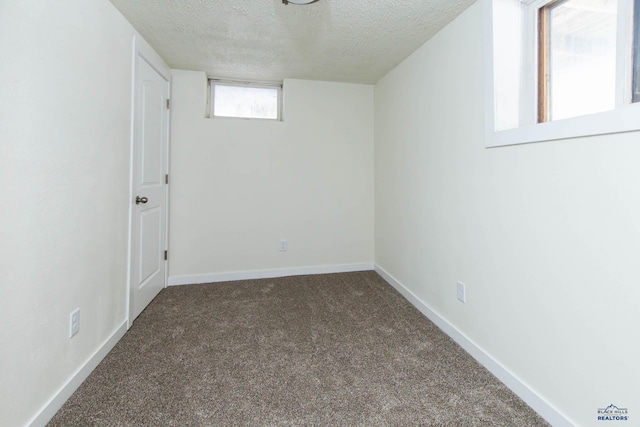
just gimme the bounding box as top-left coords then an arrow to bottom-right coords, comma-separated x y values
129,54 -> 169,324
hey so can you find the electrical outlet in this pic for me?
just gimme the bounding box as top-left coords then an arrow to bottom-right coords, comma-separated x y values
69,308 -> 80,338
279,239 -> 288,252
456,281 -> 466,303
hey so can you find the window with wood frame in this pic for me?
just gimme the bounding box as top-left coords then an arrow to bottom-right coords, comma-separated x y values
537,0 -> 640,122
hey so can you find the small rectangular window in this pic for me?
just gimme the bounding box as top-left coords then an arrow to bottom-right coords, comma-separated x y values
538,0 -> 618,122
209,80 -> 282,120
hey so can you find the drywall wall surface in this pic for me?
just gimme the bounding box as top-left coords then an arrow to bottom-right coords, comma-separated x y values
169,71 -> 374,277
0,0 -> 138,424
374,2 -> 639,426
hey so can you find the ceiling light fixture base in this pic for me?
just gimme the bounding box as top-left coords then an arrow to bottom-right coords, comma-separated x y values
282,0 -> 319,5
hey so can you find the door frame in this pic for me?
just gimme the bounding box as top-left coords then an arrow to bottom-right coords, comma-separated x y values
126,34 -> 171,329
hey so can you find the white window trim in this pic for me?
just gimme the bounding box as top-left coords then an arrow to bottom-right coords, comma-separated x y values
208,79 -> 283,121
484,0 -> 640,147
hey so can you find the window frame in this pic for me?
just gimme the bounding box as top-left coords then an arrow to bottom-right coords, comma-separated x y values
633,0 -> 640,101
536,0 -> 634,122
537,0 -> 552,123
484,0 -> 640,147
208,79 -> 283,121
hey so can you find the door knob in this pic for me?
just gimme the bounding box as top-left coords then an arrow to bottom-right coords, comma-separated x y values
136,196 -> 148,205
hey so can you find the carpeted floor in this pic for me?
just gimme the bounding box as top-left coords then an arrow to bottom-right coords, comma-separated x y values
49,271 -> 549,426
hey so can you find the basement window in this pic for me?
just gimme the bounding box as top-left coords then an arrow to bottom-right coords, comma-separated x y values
209,80 -> 282,120
484,0 -> 640,146
538,0 -> 619,122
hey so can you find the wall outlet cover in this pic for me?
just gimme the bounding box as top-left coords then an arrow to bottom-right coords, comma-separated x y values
69,308 -> 80,338
457,281 -> 466,303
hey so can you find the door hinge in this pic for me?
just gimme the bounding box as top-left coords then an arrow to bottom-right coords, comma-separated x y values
164,250 -> 168,261
166,99 -> 170,109
165,174 -> 169,184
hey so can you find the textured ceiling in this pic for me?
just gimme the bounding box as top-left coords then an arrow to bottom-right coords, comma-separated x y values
109,0 -> 475,84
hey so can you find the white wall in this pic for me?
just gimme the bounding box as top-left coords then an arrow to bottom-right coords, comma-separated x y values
374,3 -> 640,427
169,71 -> 374,281
0,1 -> 149,425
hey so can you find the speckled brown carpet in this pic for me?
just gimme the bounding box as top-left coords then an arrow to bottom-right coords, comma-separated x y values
49,271 -> 548,426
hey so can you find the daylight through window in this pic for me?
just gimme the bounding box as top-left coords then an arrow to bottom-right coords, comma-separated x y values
538,0 -> 619,122
210,81 -> 282,120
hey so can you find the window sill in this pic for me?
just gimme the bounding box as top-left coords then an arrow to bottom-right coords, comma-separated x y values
486,102 -> 640,147
210,115 -> 283,122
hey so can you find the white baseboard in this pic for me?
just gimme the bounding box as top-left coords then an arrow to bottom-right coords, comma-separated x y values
168,262 -> 375,286
28,321 -> 128,427
374,265 -> 574,427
